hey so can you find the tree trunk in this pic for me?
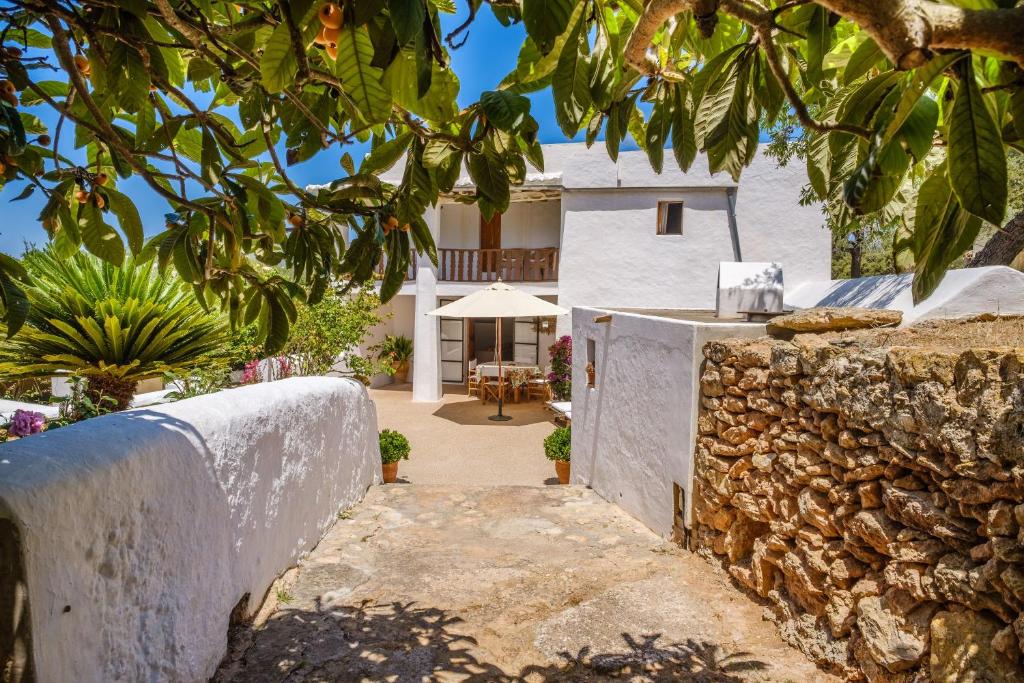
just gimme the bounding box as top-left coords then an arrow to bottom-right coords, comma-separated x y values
849,231 -> 863,279
84,373 -> 137,412
968,211 -> 1024,267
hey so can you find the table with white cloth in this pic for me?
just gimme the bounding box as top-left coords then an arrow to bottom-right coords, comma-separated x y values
475,363 -> 542,403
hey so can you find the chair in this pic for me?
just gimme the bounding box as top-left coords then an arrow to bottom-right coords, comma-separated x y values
481,375 -> 504,404
467,360 -> 480,397
526,370 -> 550,402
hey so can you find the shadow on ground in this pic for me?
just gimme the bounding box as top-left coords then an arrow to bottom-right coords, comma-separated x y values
216,600 -> 768,682
431,400 -> 554,427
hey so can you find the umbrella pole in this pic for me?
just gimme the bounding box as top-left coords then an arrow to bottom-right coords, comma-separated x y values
490,316 -> 512,421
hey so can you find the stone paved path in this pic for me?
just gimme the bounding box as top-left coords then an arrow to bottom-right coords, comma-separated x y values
217,486 -> 836,682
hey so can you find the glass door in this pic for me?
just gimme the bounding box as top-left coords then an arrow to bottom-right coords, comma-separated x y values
513,318 -> 539,365
439,297 -> 464,383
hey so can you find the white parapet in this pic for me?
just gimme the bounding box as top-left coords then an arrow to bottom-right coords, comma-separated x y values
0,377 -> 381,682
570,308 -> 764,538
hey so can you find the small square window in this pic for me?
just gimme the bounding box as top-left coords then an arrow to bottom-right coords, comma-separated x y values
657,201 -> 683,235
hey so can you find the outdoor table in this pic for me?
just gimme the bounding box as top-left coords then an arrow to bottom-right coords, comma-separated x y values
477,363 -> 541,403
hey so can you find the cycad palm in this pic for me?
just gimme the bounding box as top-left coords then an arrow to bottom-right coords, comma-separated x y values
0,248 -> 226,409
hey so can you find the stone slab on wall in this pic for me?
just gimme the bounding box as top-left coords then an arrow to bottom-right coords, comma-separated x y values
570,307 -> 764,536
692,334 -> 1024,680
0,377 -> 381,682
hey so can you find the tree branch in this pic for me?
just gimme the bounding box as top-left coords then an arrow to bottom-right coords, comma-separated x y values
812,0 -> 1024,68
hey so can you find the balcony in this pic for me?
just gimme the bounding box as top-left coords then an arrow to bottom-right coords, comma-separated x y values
438,248 -> 559,282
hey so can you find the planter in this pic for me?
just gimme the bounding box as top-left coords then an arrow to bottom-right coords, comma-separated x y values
555,460 -> 570,485
382,462 -> 399,483
393,360 -> 410,384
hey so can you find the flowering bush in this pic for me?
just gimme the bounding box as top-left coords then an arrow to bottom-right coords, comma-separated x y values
7,409 -> 45,438
548,335 -> 572,401
241,359 -> 263,385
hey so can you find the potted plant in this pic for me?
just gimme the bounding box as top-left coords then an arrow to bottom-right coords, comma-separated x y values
378,335 -> 413,383
544,426 -> 571,484
379,428 -> 410,483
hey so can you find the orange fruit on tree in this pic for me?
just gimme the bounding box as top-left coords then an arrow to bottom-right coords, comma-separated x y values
287,213 -> 304,228
325,43 -> 338,60
314,27 -> 329,46
95,172 -> 108,185
321,26 -> 340,47
94,193 -> 105,209
75,189 -> 89,203
318,3 -> 343,29
0,80 -> 14,95
73,54 -> 90,72
37,134 -> 51,146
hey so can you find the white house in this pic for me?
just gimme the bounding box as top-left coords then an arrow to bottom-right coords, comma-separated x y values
369,142 -> 830,402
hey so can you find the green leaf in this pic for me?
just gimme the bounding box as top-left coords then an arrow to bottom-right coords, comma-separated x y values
480,90 -> 531,131
467,150 -> 510,216
522,0 -> 574,54
361,132 -> 414,174
645,88 -> 670,174
388,0 -> 426,46
911,165 -> 982,303
947,59 -> 1007,225
805,6 -> 832,83
897,96 -> 938,162
78,201 -> 125,266
260,22 -> 298,94
105,188 -> 144,255
843,36 -> 883,85
843,135 -> 910,214
671,84 -> 697,172
382,47 -> 456,122
882,52 -> 963,146
551,15 -> 591,137
0,253 -> 29,338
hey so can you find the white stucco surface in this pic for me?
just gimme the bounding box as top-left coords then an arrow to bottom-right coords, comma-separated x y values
0,377 -> 381,682
785,266 -> 1024,325
570,308 -> 763,537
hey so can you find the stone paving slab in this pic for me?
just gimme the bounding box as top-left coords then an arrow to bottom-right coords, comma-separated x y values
216,486 -> 836,682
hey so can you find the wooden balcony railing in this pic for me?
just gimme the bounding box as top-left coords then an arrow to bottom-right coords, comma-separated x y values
438,248 -> 559,282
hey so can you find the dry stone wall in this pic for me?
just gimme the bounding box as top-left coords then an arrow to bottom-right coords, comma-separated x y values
692,333 -> 1024,681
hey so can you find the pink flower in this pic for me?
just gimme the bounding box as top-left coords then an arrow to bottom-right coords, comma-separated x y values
8,409 -> 45,437
241,359 -> 263,384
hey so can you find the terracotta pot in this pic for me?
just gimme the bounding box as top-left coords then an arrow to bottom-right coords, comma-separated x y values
393,360 -> 410,384
555,460 -> 570,485
382,462 -> 399,483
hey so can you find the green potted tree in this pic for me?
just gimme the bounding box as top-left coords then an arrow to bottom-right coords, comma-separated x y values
379,428 -> 411,483
544,426 -> 571,484
378,335 -> 413,384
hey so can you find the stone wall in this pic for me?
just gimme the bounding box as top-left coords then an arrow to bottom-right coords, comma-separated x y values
692,332 -> 1024,681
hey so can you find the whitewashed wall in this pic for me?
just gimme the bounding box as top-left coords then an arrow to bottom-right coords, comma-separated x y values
438,200 -> 561,249
557,151 -> 830,327
0,377 -> 380,682
570,308 -> 763,537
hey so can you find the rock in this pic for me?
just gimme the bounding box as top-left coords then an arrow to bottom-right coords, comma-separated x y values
846,509 -> 902,556
856,589 -> 938,673
993,625 -> 1021,661
930,610 -> 1023,682
767,307 -> 902,335
858,481 -> 884,509
826,590 -> 856,637
797,487 -> 840,537
882,484 -> 975,548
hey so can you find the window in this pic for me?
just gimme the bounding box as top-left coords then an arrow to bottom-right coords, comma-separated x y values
657,201 -> 684,235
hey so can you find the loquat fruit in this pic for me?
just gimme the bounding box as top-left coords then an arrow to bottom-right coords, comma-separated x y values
0,80 -> 14,95
95,172 -> 108,185
37,134 -> 51,146
94,193 -> 105,209
75,189 -> 89,203
325,43 -> 338,60
318,3 -> 343,30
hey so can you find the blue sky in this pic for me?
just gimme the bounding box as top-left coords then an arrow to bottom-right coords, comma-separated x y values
0,7 -> 608,254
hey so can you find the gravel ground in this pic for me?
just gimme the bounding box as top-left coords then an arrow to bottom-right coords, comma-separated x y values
216,486 -> 837,682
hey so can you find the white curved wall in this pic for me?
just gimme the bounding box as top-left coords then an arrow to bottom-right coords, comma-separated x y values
0,377 -> 381,682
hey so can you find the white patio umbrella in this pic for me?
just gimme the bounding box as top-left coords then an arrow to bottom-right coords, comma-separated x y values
428,281 -> 568,421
